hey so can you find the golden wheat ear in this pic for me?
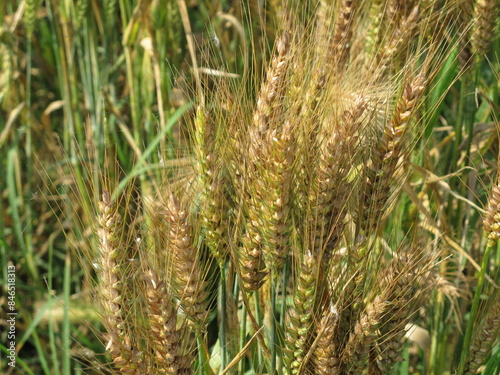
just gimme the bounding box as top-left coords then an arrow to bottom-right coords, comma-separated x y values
164,193 -> 210,326
314,303 -> 341,375
341,294 -> 388,373
464,293 -> 500,375
483,182 -> 500,246
237,31 -> 293,290
309,96 -> 366,266
145,269 -> 193,374
361,73 -> 426,234
97,190 -> 148,373
376,5 -> 420,76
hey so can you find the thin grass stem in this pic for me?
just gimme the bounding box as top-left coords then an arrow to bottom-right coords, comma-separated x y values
220,264 -> 227,372
270,281 -> 277,375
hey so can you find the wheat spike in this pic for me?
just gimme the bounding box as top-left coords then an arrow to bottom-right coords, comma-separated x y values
342,295 -> 388,374
164,193 -> 210,325
314,304 -> 341,375
252,31 -> 291,137
362,74 -> 426,232
193,106 -> 229,265
471,0 -> 497,57
284,251 -> 317,374
97,191 -> 147,374
330,0 -> 357,67
457,0 -> 475,69
258,121 -> 295,277
310,97 -> 365,263
483,182 -> 500,246
376,6 -> 420,74
145,269 -> 193,374
375,268 -> 416,372
238,207 -> 268,292
465,293 -> 500,374
24,0 -> 40,38
238,31 -> 293,288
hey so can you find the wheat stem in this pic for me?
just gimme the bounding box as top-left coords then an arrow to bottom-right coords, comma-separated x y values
219,265 -> 228,371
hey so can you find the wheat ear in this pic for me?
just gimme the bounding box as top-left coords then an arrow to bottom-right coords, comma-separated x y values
164,193 -> 210,325
314,304 -> 341,375
375,257 -> 427,372
376,6 -> 420,74
145,269 -> 193,374
284,251 -> 317,374
251,31 -> 291,137
458,1 -> 475,69
330,0 -> 357,67
362,73 -> 426,232
259,121 -> 295,277
310,97 -> 365,263
483,182 -> 500,246
193,106 -> 229,266
238,32 -> 292,290
465,293 -> 500,374
97,191 -> 147,374
471,0 -> 497,57
342,295 -> 388,374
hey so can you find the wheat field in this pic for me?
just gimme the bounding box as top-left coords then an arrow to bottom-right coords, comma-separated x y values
0,1 -> 499,374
